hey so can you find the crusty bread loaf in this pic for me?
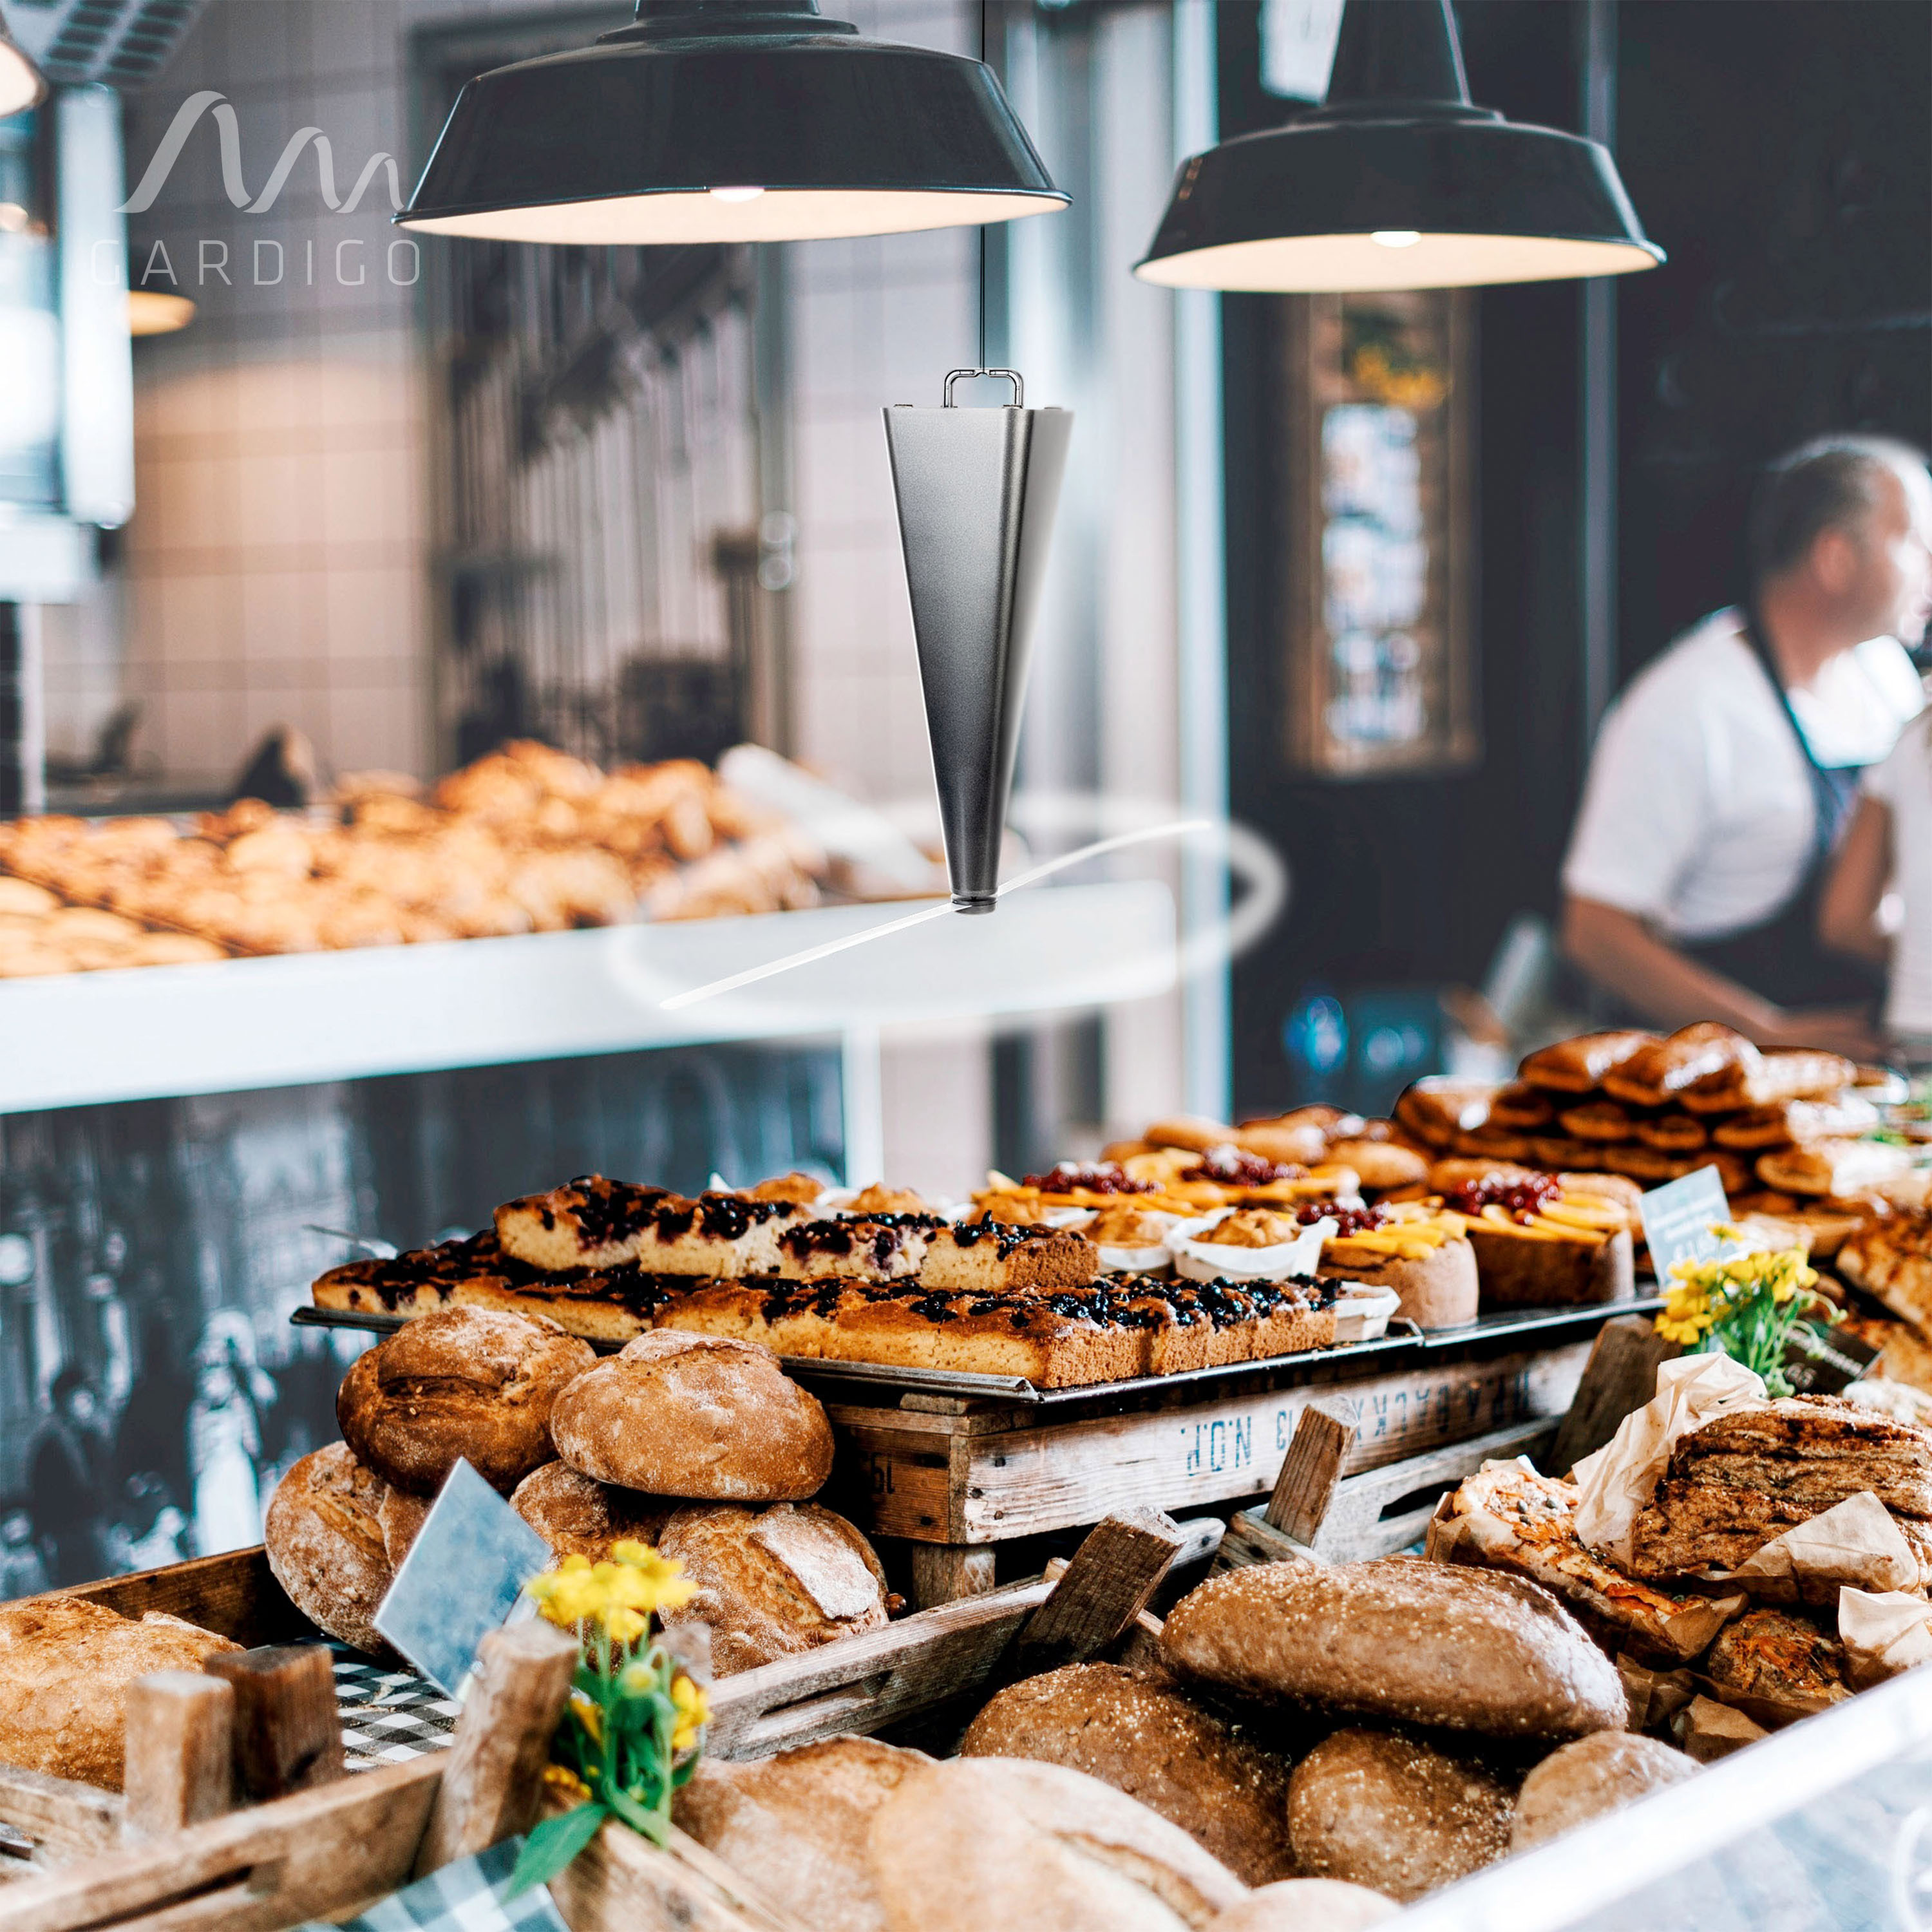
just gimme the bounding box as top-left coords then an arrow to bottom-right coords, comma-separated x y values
0,1596 -> 242,1790
549,1331 -> 833,1501
1509,1731 -> 1694,1850
336,1307 -> 594,1495
1287,1729 -> 1513,1902
377,1485 -> 430,1568
1160,1558 -> 1627,1739
1210,1880 -> 1398,1931
658,1501 -> 891,1674
511,1461 -> 671,1562
960,1663 -> 1294,1884
868,1756 -> 1248,1932
264,1443 -> 395,1656
674,1736 -> 923,1932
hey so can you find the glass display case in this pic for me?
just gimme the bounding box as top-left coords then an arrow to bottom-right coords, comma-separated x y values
1400,1667 -> 1932,1931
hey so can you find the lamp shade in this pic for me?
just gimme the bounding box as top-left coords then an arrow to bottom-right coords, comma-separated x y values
397,0 -> 1067,245
0,6 -> 47,119
1137,0 -> 1662,292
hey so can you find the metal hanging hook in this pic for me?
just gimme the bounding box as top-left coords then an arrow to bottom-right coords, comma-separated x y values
942,367 -> 1025,408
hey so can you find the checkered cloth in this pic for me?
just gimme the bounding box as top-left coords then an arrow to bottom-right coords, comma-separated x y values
331,1645 -> 462,1770
296,1838 -> 569,1932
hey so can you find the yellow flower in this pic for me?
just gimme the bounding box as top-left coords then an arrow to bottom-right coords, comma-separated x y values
569,1687 -> 605,1747
543,1763 -> 592,1802
528,1541 -> 697,1637
670,1672 -> 710,1754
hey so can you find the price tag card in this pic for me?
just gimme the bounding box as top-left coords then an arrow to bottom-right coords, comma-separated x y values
1638,1166 -> 1738,1285
374,1459 -> 551,1696
1784,1322 -> 1883,1396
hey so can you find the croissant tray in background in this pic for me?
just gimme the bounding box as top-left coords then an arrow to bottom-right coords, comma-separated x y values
0,741 -> 834,976
1396,1023 -> 1916,1203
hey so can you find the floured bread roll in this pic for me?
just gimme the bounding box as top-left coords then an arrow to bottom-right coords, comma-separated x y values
549,1331 -> 833,1501
675,1736 -> 923,1932
869,1756 -> 1247,1932
658,1501 -> 893,1674
1211,1880 -> 1398,1931
0,1596 -> 242,1790
1510,1731 -> 1694,1850
511,1461 -> 671,1562
265,1442 -> 394,1656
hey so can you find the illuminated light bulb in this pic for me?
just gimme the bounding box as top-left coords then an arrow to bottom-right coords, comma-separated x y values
1370,229 -> 1421,248
708,186 -> 765,203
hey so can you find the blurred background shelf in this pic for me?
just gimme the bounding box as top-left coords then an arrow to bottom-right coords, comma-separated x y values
0,880 -> 1175,1117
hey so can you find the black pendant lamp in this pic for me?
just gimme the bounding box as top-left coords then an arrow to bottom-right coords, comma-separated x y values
1137,0 -> 1661,292
397,0 -> 1067,246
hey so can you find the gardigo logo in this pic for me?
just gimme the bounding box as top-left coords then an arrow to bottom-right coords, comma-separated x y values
118,91 -> 421,290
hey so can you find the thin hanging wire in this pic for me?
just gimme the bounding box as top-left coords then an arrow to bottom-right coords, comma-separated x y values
978,0 -> 988,371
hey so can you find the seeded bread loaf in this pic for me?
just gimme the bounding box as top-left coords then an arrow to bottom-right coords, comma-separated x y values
549,1331 -> 834,1500
0,1596 -> 242,1790
1509,1732 -> 1694,1850
1287,1729 -> 1513,1902
264,1443 -> 395,1656
960,1663 -> 1294,1884
335,1307 -> 594,1495
1160,1557 -> 1627,1739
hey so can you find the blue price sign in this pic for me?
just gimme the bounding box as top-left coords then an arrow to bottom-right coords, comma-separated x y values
1638,1166 -> 1738,1285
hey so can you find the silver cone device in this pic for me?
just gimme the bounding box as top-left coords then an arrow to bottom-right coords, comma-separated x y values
884,370 -> 1072,913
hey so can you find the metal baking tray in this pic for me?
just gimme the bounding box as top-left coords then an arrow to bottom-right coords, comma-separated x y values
292,1296 -> 1654,1407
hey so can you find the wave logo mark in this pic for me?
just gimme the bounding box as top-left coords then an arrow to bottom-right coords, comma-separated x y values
120,91 -> 404,216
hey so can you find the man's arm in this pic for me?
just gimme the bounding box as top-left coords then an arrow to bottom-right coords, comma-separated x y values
1818,795 -> 1893,965
1560,895 -> 1880,1056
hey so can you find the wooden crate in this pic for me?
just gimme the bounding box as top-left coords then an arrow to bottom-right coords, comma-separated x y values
0,1506 -> 1203,1932
828,1329 -> 1593,1600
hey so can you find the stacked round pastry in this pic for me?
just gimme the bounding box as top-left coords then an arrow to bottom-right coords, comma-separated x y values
263,1311 -> 892,1673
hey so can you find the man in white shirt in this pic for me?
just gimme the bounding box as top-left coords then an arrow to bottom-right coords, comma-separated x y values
1562,436 -> 1932,1056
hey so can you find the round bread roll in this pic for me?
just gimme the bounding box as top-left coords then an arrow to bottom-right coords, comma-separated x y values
336,1309 -> 594,1495
960,1663 -> 1294,1885
674,1736 -> 921,1932
658,1501 -> 891,1674
1211,1879 -> 1399,1931
512,1460 -> 672,1561
869,1756 -> 1248,1932
264,1443 -> 394,1656
0,1597 -> 242,1791
377,1485 -> 430,1569
1510,1730 -> 1695,1850
549,1331 -> 834,1501
1160,1557 -> 1627,1739
1287,1729 -> 1513,1903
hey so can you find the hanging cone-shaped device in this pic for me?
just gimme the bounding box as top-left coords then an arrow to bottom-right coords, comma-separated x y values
884,370 -> 1072,913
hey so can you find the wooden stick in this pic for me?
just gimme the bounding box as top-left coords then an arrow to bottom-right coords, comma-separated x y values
203,1643 -> 343,1802
1264,1397 -> 1355,1541
1549,1314 -> 1679,1475
1014,1508 -> 1187,1675
120,1672 -> 235,1844
413,1621 -> 578,1879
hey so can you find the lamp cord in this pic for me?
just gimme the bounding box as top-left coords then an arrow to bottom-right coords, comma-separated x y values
978,0 -> 988,372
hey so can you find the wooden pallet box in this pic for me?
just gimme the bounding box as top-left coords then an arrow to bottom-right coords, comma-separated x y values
828,1336 -> 1593,1548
